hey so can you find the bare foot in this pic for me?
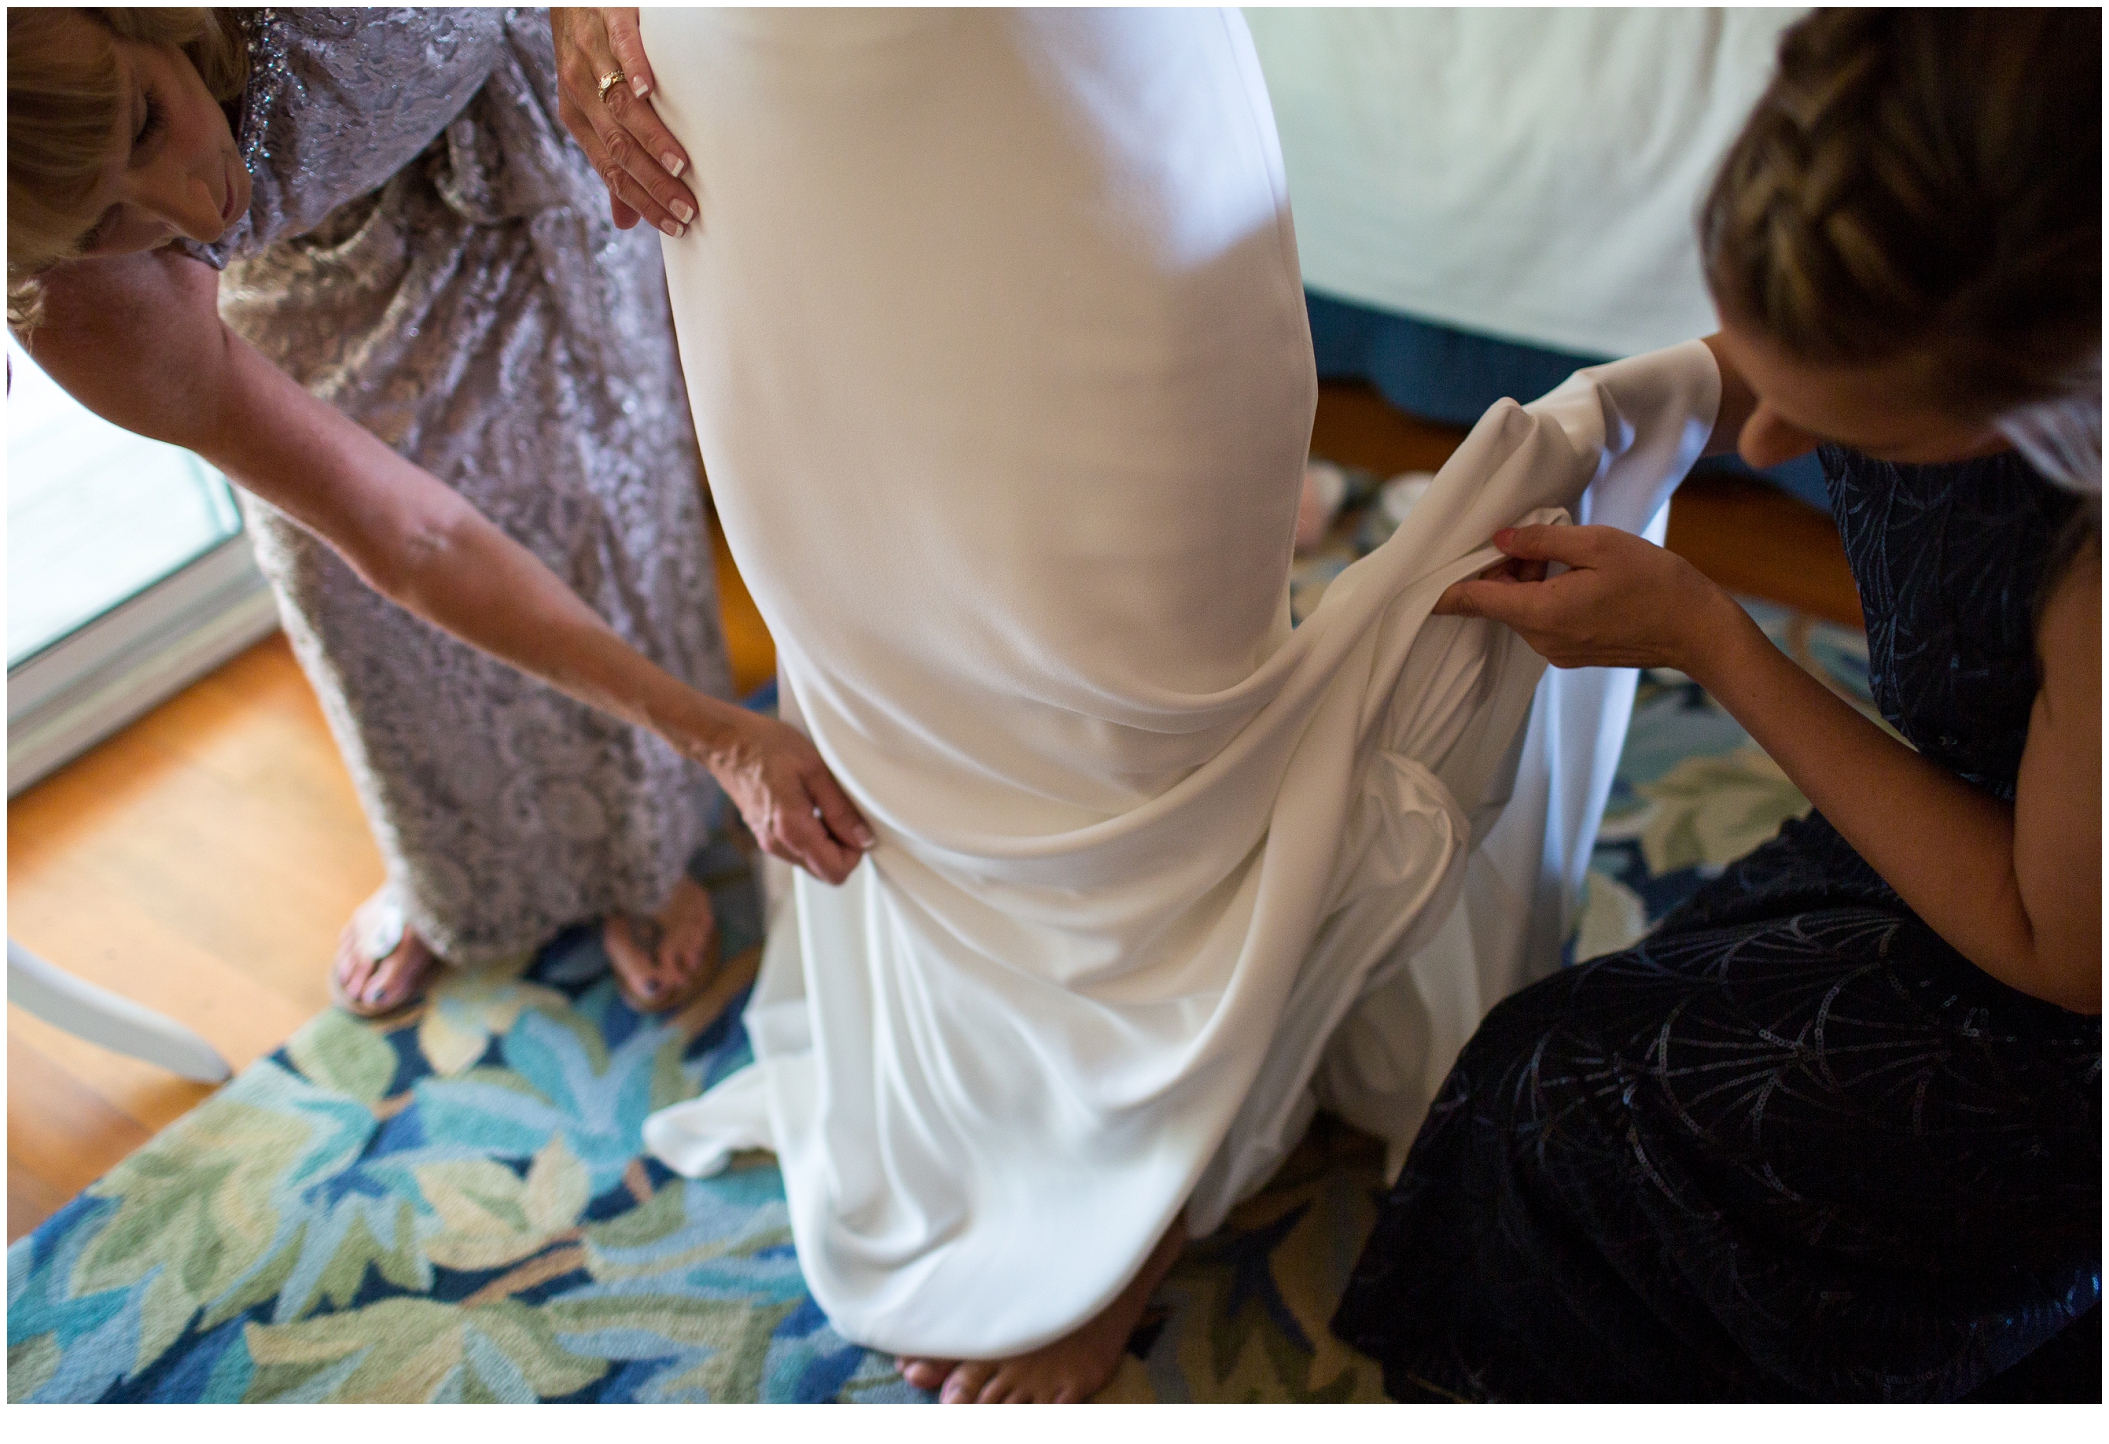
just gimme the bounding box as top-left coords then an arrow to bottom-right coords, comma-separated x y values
331,905 -> 439,1018
605,874 -> 719,1011
896,1219 -> 1188,1403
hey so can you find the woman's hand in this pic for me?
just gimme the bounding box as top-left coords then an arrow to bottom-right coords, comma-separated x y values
701,708 -> 876,886
550,7 -> 697,237
1432,523 -> 1745,675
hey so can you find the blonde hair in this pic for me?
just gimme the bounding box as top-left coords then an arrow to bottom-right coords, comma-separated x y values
1699,8 -> 2100,423
7,7 -> 248,328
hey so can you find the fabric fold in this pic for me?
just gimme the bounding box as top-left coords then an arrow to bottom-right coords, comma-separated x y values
638,7 -> 1717,1356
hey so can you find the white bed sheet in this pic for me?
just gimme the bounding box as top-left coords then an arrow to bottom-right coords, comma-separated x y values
1247,7 -> 1803,357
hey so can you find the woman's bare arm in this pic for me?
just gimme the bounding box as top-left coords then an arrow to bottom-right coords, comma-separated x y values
1437,522 -> 2101,1013
21,248 -> 872,882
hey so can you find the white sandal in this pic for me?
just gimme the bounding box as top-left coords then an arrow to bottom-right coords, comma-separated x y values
329,887 -> 429,1020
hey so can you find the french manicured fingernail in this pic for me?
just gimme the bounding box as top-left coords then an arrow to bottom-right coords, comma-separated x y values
632,76 -> 651,99
855,827 -> 875,848
670,198 -> 695,225
662,152 -> 686,179
660,218 -> 685,238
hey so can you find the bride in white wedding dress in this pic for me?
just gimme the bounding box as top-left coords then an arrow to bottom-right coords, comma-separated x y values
630,7 -> 1718,1401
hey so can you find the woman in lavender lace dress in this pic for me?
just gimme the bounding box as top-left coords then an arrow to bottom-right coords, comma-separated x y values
6,7 -> 872,1016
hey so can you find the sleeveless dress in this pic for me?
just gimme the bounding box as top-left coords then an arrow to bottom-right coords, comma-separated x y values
1332,446 -> 2103,1401
176,8 -> 733,964
635,8 -> 1719,1359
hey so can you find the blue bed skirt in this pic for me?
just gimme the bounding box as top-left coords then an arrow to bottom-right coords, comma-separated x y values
1306,288 -> 1832,512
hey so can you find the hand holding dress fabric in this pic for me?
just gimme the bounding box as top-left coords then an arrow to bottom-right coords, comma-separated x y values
1433,524 -> 1743,672
550,7 -> 697,236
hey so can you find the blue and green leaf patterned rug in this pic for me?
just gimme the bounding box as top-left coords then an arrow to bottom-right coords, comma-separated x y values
8,588 -> 1872,1403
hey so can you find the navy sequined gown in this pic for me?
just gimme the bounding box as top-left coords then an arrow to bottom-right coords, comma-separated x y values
1330,445 -> 2102,1402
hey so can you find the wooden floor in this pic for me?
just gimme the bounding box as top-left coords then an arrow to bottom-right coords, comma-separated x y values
6,387 -> 1854,1242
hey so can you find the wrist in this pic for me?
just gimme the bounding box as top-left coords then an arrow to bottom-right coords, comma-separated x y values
660,685 -> 750,771
1676,584 -> 1769,696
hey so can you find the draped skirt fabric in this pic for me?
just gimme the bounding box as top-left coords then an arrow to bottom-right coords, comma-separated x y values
638,7 -> 1716,1356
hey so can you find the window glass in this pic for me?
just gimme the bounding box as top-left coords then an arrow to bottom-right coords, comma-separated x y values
6,334 -> 243,667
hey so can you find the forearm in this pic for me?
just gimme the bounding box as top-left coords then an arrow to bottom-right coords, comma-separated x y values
198,334 -> 743,763
1685,600 -> 2076,1004
26,250 -> 872,881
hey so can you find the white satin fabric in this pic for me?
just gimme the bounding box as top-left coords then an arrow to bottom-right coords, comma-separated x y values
638,8 -> 1718,1358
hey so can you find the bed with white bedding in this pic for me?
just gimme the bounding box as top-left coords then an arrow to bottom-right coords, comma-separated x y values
1246,7 -> 1825,504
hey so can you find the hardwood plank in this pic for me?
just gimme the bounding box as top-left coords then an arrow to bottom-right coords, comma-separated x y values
8,865 -> 316,1067
7,1024 -> 160,1242
1666,472 -> 1864,630
711,505 -> 777,698
9,1165 -> 74,1247
1309,381 -> 1469,478
8,1006 -> 223,1145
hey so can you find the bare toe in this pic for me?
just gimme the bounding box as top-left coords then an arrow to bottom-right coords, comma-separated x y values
363,931 -> 435,1011
653,875 -> 719,988
939,1361 -> 998,1404
333,915 -> 436,1018
603,914 -> 667,1005
897,1357 -> 956,1391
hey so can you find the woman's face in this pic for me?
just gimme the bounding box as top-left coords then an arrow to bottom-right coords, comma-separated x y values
66,13 -> 250,259
1715,316 -> 2010,470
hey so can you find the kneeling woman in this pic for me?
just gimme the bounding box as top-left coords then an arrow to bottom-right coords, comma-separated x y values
1335,7 -> 2101,1401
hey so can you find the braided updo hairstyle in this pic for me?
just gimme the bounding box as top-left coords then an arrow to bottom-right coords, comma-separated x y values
1701,8 -> 2100,423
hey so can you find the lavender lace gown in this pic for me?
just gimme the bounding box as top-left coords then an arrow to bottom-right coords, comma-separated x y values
179,8 -> 733,964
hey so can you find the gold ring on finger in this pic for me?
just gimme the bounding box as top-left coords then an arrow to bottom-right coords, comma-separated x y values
597,69 -> 627,103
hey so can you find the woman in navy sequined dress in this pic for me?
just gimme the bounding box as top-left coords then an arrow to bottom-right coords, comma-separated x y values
1333,9 -> 2101,1401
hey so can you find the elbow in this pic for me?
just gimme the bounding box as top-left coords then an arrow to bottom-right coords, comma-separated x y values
1991,938 -> 2102,1015
339,510 -> 456,611
2039,961 -> 2101,1016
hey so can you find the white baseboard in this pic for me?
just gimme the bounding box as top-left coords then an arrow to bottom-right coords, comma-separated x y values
7,536 -> 282,795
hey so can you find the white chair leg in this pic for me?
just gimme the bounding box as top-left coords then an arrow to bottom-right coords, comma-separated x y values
8,938 -> 234,1083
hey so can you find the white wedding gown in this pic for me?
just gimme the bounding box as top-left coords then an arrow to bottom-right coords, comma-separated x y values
638,8 -> 1718,1358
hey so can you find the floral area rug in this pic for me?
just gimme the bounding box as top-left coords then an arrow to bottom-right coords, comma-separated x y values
9,517 -> 1871,1404
7,843 -> 1390,1403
